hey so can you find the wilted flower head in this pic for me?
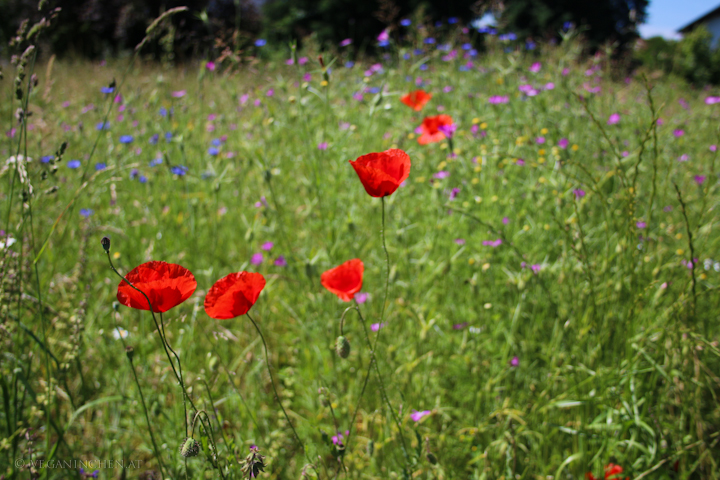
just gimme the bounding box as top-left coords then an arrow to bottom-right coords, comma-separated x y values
241,446 -> 266,479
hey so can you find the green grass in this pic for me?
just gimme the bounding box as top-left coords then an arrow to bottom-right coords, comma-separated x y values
1,32 -> 719,480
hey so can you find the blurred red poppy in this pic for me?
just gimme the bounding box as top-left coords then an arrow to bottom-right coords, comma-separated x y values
604,464 -> 625,480
349,149 -> 411,197
418,114 -> 454,145
401,90 -> 432,111
204,272 -> 266,319
117,261 -> 197,313
321,259 -> 364,302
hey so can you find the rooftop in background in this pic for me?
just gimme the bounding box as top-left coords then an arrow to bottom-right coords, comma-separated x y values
678,4 -> 720,32
639,0 -> 718,39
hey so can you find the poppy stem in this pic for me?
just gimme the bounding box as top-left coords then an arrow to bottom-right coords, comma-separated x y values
117,327 -> 167,480
373,196 -> 391,352
160,311 -> 189,435
354,304 -> 410,465
105,253 -> 199,433
245,311 -> 311,465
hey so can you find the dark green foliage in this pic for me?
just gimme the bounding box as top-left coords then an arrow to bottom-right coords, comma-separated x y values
260,0 -> 480,49
675,25 -> 720,85
0,0 -> 262,59
634,36 -> 677,74
492,0 -> 648,53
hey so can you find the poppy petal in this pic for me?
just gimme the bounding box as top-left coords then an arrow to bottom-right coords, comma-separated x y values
349,149 -> 411,197
117,261 -> 197,313
204,272 -> 266,319
321,259 -> 364,302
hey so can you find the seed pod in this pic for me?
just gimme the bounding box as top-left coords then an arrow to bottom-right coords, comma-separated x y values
335,336 -> 350,359
179,437 -> 200,457
101,236 -> 111,252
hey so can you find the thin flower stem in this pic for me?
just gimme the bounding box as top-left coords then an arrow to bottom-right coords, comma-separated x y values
373,196 -> 390,353
160,311 -> 189,435
245,311 -> 311,464
117,327 -> 166,480
355,305 -> 410,464
190,410 -> 226,480
105,254 -> 199,423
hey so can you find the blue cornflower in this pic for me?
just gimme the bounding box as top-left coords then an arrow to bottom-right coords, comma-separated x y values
526,41 -> 536,50
255,39 -> 266,47
149,134 -> 159,145
403,53 -> 411,60
378,40 -> 390,47
448,17 -> 458,24
369,87 -> 380,94
563,21 -> 573,31
165,132 -> 173,142
434,21 -> 442,27
95,163 -> 106,170
100,86 -> 114,94
419,64 -> 428,71
139,175 -> 148,183
469,49 -> 478,57
400,19 -> 411,26
149,158 -> 163,167
96,121 -> 110,130
171,165 -> 188,176
130,169 -> 139,179
208,147 -> 219,156
80,208 -> 93,218
462,43 -> 472,50
345,61 -> 355,68
211,138 -> 222,146
424,37 -> 436,44
67,160 -> 81,169
119,135 -> 133,144
41,155 -> 54,163
413,48 -> 423,55
159,107 -> 168,117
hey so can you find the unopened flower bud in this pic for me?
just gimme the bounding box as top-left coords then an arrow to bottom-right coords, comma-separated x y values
125,346 -> 134,360
180,437 -> 200,457
335,336 -> 350,359
101,236 -> 111,252
427,452 -> 437,465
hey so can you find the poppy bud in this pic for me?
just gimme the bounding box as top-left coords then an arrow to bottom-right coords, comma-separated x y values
125,346 -> 134,361
179,437 -> 200,457
335,336 -> 350,358
426,452 -> 437,465
101,236 -> 111,252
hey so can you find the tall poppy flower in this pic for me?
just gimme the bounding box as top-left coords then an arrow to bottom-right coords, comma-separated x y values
204,272 -> 266,319
116,261 -> 197,313
321,259 -> 364,302
400,90 -> 432,111
417,115 -> 454,145
349,149 -> 411,197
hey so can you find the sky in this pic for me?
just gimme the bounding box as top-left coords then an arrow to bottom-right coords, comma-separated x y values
640,0 -> 719,39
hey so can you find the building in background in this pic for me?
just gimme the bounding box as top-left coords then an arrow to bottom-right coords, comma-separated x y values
679,4 -> 720,46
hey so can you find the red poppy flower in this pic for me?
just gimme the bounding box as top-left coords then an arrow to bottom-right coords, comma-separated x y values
349,149 -> 411,197
204,272 -> 266,319
321,259 -> 364,302
604,464 -> 624,480
417,114 -> 454,145
117,261 -> 197,313
400,90 -> 432,111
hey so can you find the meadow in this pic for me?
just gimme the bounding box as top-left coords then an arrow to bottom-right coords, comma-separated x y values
1,19 -> 720,480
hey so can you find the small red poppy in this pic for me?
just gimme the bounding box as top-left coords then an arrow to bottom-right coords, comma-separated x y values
204,272 -> 266,319
604,464 -> 624,480
117,261 -> 197,313
400,90 -> 432,111
321,259 -> 364,302
417,114 -> 454,145
349,149 -> 411,197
